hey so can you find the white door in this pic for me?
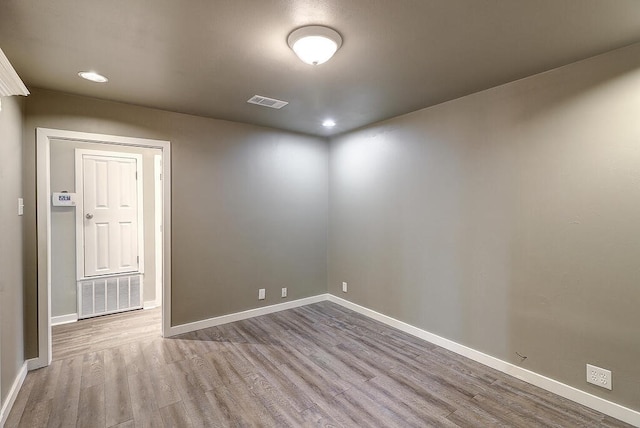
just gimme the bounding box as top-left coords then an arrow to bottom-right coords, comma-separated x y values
76,150 -> 144,279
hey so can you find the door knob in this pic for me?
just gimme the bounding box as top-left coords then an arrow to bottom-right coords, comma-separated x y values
85,213 -> 94,219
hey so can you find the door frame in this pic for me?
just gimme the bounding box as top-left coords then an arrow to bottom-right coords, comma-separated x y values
75,149 -> 145,280
153,154 -> 163,309
35,128 -> 172,369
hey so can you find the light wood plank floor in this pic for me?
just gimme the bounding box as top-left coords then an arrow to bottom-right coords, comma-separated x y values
6,302 -> 633,427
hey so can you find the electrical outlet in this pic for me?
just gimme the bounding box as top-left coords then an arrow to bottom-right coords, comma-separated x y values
281,287 -> 287,298
258,288 -> 265,300
342,282 -> 347,293
586,364 -> 612,390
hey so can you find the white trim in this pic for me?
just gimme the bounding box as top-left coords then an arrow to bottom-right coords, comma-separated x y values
0,361 -> 28,427
36,128 -> 172,370
327,295 -> 640,427
22,270 -> 640,427
162,291 -> 640,424
143,300 -> 160,310
0,47 -> 29,97
36,129 -> 52,369
168,294 -> 329,336
153,154 -> 163,311
51,313 -> 78,326
26,357 -> 44,372
74,149 -> 145,280
160,141 -> 172,339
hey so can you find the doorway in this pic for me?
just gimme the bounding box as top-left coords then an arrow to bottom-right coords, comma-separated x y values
35,128 -> 172,369
75,150 -> 144,319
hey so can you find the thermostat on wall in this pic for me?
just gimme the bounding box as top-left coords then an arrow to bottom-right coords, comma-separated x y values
52,192 -> 77,206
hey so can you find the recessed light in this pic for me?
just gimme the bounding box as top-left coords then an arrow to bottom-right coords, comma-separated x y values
322,119 -> 336,128
78,71 -> 108,83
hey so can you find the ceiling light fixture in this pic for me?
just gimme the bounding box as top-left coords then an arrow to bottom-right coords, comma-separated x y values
322,119 -> 336,128
288,25 -> 342,65
78,71 -> 108,83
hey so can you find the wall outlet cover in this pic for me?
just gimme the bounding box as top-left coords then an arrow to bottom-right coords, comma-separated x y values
342,282 -> 348,293
587,364 -> 612,390
281,287 -> 287,298
258,288 -> 266,300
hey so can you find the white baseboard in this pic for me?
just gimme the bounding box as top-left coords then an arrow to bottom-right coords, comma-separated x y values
143,300 -> 160,310
0,360 -> 28,427
23,292 -> 640,426
168,294 -> 329,337
51,313 -> 78,326
327,294 -> 640,427
27,356 -> 48,372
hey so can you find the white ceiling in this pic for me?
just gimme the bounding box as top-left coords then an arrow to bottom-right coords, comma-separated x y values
2,0 -> 640,136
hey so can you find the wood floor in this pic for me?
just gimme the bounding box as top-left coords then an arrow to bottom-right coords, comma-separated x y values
5,302 -> 633,427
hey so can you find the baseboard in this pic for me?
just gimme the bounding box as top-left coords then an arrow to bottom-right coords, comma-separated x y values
27,356 -> 47,372
327,294 -> 640,427
168,294 -> 329,337
26,292 -> 640,425
0,360 -> 28,427
51,313 -> 78,326
143,300 -> 160,310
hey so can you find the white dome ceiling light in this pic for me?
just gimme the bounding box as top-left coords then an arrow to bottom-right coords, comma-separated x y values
287,25 -> 343,65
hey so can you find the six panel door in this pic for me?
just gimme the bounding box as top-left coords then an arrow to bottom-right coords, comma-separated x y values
82,154 -> 140,277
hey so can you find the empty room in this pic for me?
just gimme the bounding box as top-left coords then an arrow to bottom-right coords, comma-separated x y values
1,1 -> 639,427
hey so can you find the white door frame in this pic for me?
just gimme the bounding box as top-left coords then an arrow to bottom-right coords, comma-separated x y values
35,128 -> 172,369
153,154 -> 163,309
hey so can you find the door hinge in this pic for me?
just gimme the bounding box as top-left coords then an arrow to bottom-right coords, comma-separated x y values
137,256 -> 139,264
135,172 -> 138,180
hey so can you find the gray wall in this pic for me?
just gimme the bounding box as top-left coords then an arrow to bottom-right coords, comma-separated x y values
328,43 -> 640,410
23,89 -> 329,357
18,43 -> 640,414
50,141 -> 161,317
0,96 -> 25,404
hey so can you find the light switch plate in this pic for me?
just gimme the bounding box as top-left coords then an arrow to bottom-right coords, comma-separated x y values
18,198 -> 24,216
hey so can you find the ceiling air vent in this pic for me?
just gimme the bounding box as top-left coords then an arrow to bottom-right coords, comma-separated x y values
247,95 -> 288,109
